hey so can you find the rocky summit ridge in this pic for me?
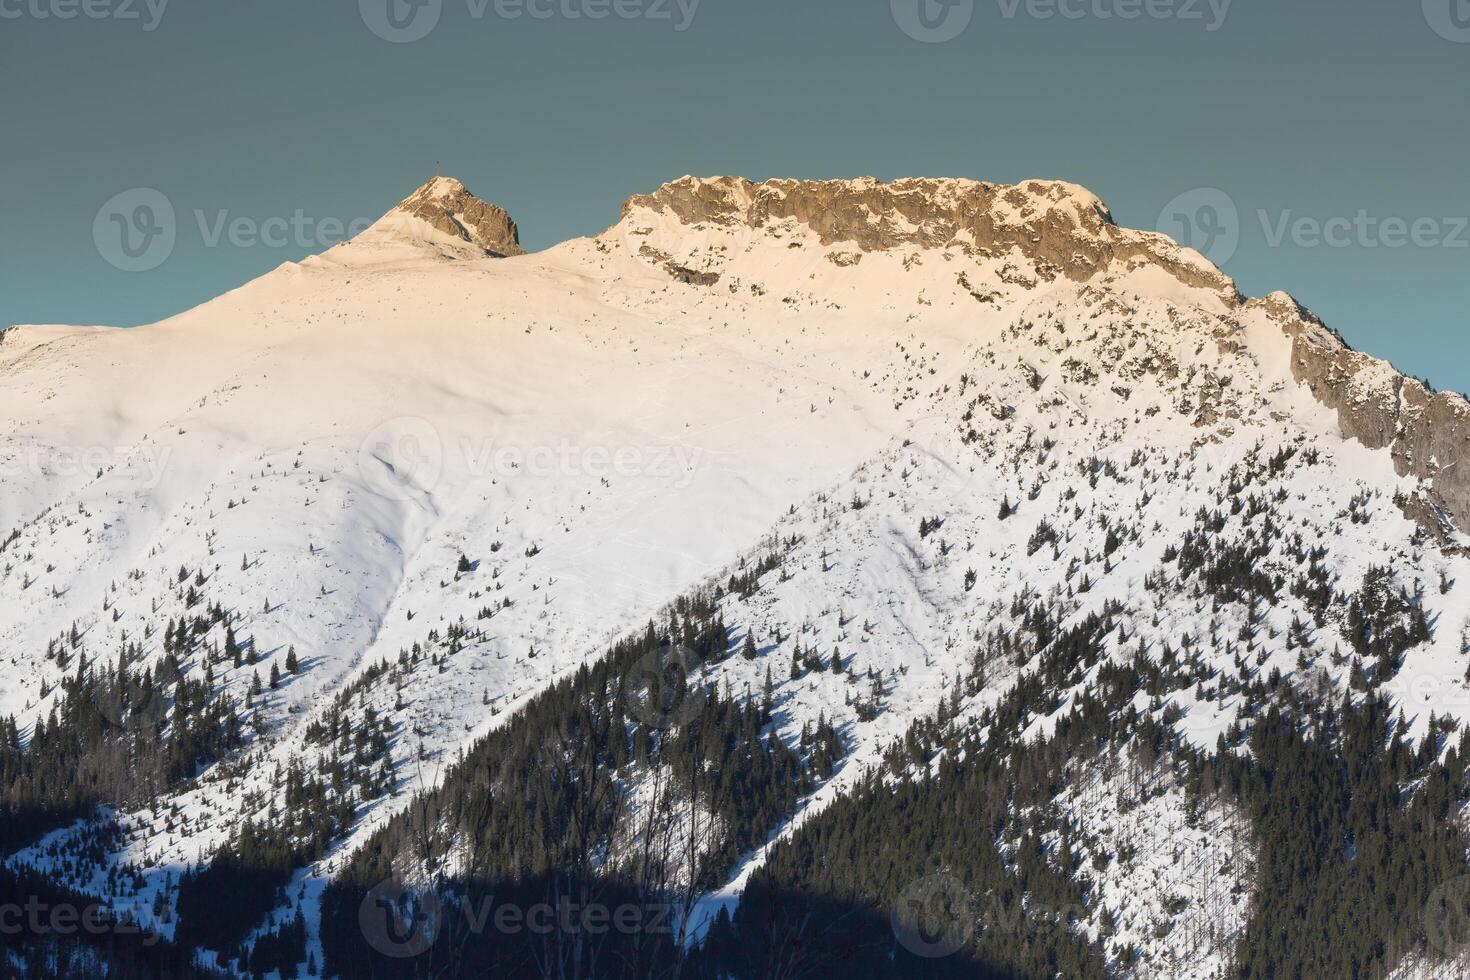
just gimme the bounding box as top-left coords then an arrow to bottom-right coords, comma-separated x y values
618,174 -> 1239,296
610,174 -> 1470,531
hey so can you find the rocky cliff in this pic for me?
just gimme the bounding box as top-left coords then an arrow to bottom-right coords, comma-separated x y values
392,176 -> 524,257
1252,291 -> 1470,531
619,175 -> 1238,297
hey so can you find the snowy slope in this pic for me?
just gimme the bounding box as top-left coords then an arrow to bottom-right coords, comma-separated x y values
3,174 -> 1468,978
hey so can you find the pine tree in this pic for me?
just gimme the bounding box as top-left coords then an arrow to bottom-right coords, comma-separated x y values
742,633 -> 758,660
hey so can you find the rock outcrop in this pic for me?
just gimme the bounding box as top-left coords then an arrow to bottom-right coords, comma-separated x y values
1251,292 -> 1470,531
619,175 -> 1238,298
392,176 -> 524,257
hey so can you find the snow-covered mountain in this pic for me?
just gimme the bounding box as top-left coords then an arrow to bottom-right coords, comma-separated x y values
3,174 -> 1469,979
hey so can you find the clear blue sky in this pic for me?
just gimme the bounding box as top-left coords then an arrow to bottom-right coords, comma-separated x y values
2,0 -> 1467,393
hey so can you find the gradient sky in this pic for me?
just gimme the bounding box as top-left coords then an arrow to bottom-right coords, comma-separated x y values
2,0 -> 1467,393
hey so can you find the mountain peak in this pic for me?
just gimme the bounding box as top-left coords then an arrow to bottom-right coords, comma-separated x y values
384,175 -> 525,257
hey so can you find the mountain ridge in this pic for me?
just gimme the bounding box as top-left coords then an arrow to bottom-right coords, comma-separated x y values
1,170 -> 1469,979
5,173 -> 1469,531
613,173 -> 1238,299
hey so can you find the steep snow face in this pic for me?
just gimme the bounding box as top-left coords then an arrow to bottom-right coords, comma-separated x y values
2,174 -> 1468,976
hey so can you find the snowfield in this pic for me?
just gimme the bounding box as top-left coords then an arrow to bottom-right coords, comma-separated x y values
3,174 -> 1468,978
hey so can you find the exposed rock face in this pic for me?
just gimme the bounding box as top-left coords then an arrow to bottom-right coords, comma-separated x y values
1250,292 -> 1470,530
620,175 -> 1238,298
393,176 -> 524,257
632,245 -> 720,285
